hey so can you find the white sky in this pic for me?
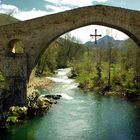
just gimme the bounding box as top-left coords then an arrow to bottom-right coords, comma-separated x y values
69,25 -> 128,43
44,0 -> 94,7
0,0 -> 129,43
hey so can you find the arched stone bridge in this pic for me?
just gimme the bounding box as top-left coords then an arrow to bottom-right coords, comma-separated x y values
0,5 -> 140,109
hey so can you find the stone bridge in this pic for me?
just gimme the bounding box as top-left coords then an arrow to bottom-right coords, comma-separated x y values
0,5 -> 140,109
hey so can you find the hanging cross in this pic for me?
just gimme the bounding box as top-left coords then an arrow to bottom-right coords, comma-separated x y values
90,29 -> 102,44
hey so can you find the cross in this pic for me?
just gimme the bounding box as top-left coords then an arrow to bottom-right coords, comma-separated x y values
90,29 -> 102,44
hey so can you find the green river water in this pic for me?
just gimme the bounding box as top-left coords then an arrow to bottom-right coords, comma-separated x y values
1,68 -> 140,140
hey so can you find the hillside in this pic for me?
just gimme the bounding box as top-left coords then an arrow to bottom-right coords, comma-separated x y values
0,14 -> 19,26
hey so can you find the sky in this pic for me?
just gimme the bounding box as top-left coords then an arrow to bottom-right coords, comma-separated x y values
0,0 -> 140,43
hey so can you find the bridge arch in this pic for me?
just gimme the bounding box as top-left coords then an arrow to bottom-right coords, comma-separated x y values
36,22 -> 138,68
0,5 -> 139,78
48,22 -> 137,45
30,6 -> 140,71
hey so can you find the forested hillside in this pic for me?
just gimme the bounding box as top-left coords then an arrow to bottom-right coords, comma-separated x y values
37,34 -> 140,96
71,38 -> 140,96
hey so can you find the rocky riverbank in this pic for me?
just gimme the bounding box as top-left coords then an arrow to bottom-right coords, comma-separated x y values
0,91 -> 62,128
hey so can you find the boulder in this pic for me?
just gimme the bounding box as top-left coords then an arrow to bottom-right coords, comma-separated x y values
45,95 -> 62,100
27,95 -> 51,117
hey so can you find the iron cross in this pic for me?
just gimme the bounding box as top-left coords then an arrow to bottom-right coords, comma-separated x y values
90,29 -> 102,44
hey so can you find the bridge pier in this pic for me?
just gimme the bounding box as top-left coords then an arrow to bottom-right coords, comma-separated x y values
2,77 -> 27,111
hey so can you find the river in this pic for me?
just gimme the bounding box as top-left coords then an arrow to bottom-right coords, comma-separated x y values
1,68 -> 140,140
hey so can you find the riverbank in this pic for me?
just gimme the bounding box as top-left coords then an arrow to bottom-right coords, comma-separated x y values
78,81 -> 140,106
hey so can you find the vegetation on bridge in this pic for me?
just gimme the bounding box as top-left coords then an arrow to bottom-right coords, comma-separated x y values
0,71 -> 4,89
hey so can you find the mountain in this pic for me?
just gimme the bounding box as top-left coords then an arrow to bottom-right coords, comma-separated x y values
85,35 -> 122,48
0,14 -> 19,26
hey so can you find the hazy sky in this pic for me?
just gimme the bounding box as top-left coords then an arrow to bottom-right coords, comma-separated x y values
0,0 -> 140,43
